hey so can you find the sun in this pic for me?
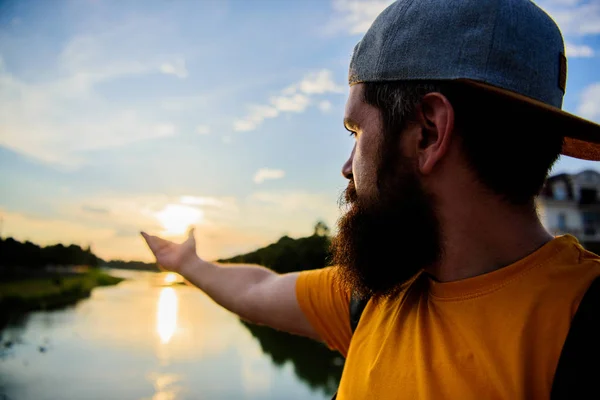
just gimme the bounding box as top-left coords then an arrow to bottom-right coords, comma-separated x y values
155,204 -> 203,236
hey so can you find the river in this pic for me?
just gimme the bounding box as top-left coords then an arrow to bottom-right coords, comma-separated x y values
0,269 -> 343,400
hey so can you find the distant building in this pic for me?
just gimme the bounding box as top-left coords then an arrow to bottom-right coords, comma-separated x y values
537,170 -> 600,253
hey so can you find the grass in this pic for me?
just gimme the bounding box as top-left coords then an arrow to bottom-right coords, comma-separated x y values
0,269 -> 124,317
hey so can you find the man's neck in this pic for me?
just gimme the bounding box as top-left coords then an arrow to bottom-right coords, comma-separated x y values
426,195 -> 554,283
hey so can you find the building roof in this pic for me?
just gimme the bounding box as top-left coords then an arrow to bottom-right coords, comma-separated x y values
540,170 -> 600,201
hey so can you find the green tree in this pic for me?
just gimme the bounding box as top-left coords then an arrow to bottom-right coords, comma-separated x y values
313,220 -> 330,237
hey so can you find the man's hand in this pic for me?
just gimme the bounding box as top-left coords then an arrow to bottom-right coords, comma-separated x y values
140,227 -> 319,341
140,228 -> 199,274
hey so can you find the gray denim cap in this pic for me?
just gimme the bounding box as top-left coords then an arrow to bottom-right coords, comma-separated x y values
349,0 -> 600,161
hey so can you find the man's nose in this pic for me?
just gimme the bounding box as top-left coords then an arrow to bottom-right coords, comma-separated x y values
342,144 -> 355,180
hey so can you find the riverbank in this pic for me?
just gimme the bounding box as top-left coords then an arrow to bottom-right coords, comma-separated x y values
0,269 -> 124,329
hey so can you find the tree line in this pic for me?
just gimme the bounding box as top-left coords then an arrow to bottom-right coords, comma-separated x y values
1,220 -> 333,273
0,237 -> 100,269
218,220 -> 333,273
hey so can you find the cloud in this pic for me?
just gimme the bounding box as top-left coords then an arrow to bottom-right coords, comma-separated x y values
196,125 -> 211,135
284,70 -> 344,95
153,124 -> 177,136
253,168 -> 285,184
58,20 -> 189,87
578,83 -> 600,121
234,105 -> 280,132
536,0 -> 600,36
233,69 -> 343,132
0,208 -> 115,250
0,70 -> 178,165
49,193 -> 244,259
0,18 -> 190,167
250,191 -> 325,211
544,0 -> 583,5
245,190 -> 340,233
327,0 -> 394,35
159,57 -> 188,79
326,0 -> 600,48
2,186 -> 341,262
82,205 -> 110,215
222,135 -> 233,144
160,95 -> 207,112
67,190 -> 337,261
269,94 -> 310,112
180,196 -> 237,210
565,42 -> 595,57
318,100 -> 333,113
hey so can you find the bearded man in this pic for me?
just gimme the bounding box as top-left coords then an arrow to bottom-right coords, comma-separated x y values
142,1 -> 600,398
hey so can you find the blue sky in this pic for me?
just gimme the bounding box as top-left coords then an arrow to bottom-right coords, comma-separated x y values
0,0 -> 599,262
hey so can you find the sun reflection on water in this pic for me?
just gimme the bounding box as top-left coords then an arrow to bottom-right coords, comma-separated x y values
156,287 -> 178,344
147,372 -> 182,400
163,272 -> 178,285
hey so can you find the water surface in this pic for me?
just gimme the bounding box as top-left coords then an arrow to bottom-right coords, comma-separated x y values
0,270 -> 343,400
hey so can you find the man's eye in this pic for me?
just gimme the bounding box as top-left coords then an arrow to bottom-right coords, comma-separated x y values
348,131 -> 357,138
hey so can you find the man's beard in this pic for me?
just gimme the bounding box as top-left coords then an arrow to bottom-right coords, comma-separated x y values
330,149 -> 442,300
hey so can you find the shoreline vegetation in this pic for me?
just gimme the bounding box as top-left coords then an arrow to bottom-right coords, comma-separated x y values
0,268 -> 124,329
0,236 -> 132,330
0,221 -> 332,330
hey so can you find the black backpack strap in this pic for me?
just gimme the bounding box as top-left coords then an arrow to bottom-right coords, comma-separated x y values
551,276 -> 600,400
349,291 -> 370,333
331,292 -> 371,400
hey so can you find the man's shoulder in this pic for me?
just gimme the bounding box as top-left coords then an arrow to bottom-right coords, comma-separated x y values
538,235 -> 600,281
558,238 -> 600,277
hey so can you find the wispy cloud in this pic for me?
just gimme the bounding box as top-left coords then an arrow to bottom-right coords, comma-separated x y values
246,190 -> 340,232
179,196 -> 236,209
233,105 -> 280,132
233,69 -> 343,132
1,208 -> 116,248
2,185 -> 340,261
537,0 -> 600,36
222,135 -> 233,144
578,82 -> 600,121
326,0 -> 394,35
318,100 -> 333,113
0,18 -> 191,167
196,125 -> 211,135
0,70 -> 178,166
159,57 -> 188,79
565,42 -> 595,57
42,190 -> 336,260
59,19 -> 189,88
326,0 -> 600,60
269,93 -> 310,112
253,168 -> 285,184
544,0 -> 582,5
160,95 -> 207,112
282,70 -> 345,95
82,205 -> 110,215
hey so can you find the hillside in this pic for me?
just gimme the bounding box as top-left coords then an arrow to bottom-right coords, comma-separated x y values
218,221 -> 332,273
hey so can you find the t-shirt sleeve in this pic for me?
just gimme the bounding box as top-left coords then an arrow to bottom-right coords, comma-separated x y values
295,266 -> 353,356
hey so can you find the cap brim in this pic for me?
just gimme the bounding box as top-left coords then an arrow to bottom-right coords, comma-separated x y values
458,79 -> 600,161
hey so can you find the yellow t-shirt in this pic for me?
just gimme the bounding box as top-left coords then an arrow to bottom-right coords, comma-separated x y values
296,235 -> 600,399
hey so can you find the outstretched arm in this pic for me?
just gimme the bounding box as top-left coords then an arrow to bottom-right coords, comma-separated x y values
141,229 -> 319,341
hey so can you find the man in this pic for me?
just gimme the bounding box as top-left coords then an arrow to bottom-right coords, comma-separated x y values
142,0 -> 600,398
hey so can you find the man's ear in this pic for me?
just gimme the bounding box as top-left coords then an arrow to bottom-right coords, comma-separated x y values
414,92 -> 455,175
